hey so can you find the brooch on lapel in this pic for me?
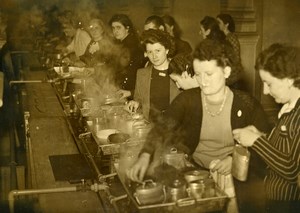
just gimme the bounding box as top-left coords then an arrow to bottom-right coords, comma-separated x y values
279,125 -> 288,136
159,72 -> 166,77
237,110 -> 242,117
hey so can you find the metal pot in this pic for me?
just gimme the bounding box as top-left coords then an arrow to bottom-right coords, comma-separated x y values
184,169 -> 210,183
107,133 -> 130,144
163,148 -> 186,170
134,179 -> 166,205
167,179 -> 187,202
187,180 -> 205,199
187,178 -> 216,199
232,144 -> 250,181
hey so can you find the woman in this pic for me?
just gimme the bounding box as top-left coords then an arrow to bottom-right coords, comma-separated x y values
168,53 -> 199,90
217,13 -> 241,61
109,14 -> 145,100
127,39 -> 271,212
233,43 -> 300,213
162,15 -> 192,56
59,13 -> 91,67
80,18 -> 116,67
199,16 -> 243,89
199,16 -> 226,42
125,29 -> 181,122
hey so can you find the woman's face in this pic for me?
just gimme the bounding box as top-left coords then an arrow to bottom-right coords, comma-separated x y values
165,24 -> 174,36
63,24 -> 76,37
145,42 -> 169,68
89,21 -> 104,40
217,18 -> 226,33
193,59 -> 230,96
111,21 -> 129,41
199,25 -> 209,39
259,69 -> 293,104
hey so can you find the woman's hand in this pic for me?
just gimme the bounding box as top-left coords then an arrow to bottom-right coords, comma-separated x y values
232,125 -> 262,147
124,100 -> 140,113
127,153 -> 150,182
210,156 -> 232,175
117,89 -> 131,100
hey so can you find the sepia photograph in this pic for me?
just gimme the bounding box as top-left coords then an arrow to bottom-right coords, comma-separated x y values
0,0 -> 299,212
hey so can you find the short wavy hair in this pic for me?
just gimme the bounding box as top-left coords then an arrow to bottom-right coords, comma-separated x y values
255,43 -> 300,89
140,29 -> 175,56
193,39 -> 243,85
109,14 -> 136,35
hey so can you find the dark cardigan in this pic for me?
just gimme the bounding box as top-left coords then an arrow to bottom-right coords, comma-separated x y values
142,87 -> 271,156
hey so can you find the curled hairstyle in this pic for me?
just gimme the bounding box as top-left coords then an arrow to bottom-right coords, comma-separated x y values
169,53 -> 194,76
140,29 -> 175,56
109,14 -> 136,35
193,39 -> 242,85
200,16 -> 225,41
255,43 -> 300,89
217,14 -> 236,32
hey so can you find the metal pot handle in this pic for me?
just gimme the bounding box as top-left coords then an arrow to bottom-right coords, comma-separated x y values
133,192 -> 141,205
170,147 -> 178,154
176,197 -> 196,207
142,179 -> 155,188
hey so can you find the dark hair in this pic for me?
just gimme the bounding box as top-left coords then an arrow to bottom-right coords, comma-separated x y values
169,53 -> 194,76
255,43 -> 300,89
193,39 -> 242,85
217,13 -> 236,32
162,15 -> 182,38
144,15 -> 165,29
140,29 -> 175,55
109,14 -> 136,35
200,16 -> 225,41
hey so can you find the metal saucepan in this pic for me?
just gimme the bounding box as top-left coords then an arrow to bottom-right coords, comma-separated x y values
134,179 -> 166,205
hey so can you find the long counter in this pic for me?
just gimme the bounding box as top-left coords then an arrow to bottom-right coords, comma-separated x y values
16,70 -> 110,212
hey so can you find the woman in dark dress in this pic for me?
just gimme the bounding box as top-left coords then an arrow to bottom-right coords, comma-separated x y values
109,14 -> 145,100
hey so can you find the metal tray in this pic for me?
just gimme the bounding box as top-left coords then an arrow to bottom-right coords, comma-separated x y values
114,163 -> 228,212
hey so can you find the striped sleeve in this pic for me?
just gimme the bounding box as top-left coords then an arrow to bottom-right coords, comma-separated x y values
252,117 -> 300,181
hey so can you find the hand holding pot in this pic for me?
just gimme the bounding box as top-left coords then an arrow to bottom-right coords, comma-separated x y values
125,100 -> 140,113
127,153 -> 151,182
209,156 -> 232,175
232,125 -> 262,147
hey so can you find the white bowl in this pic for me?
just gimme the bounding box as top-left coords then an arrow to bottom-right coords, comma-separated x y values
96,129 -> 120,144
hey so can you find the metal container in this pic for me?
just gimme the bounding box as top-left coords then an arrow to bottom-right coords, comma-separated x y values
184,170 -> 210,183
232,144 -> 250,181
107,133 -> 130,144
202,178 -> 216,198
167,179 -> 187,202
132,119 -> 151,139
134,179 -> 166,205
163,148 -> 186,170
187,180 -> 205,199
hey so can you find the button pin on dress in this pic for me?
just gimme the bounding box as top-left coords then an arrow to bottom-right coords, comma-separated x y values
280,125 -> 287,131
237,110 -> 242,117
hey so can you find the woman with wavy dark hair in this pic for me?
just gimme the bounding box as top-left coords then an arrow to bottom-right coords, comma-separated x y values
109,14 -> 145,100
125,29 -> 180,121
233,43 -> 300,213
199,16 -> 226,42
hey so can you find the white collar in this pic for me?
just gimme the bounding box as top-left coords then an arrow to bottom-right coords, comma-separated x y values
278,100 -> 298,118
